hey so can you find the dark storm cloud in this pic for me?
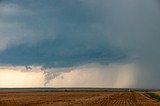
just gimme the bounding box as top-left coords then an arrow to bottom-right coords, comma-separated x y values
0,0 -> 160,87
0,0 -> 127,67
0,39 -> 126,67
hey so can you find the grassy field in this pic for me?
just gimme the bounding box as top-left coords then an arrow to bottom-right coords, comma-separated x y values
147,93 -> 160,100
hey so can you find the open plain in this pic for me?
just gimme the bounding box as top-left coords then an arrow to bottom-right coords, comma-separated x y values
156,92 -> 160,96
0,91 -> 160,106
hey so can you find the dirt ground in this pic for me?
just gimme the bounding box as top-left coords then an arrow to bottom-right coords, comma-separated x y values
155,92 -> 160,96
0,91 -> 160,106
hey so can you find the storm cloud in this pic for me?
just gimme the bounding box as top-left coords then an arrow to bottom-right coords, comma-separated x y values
0,0 -> 160,87
0,0 -> 127,67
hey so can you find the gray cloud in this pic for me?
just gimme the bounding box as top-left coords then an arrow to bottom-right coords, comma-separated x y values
103,0 -> 160,88
0,0 -> 160,87
0,0 -> 127,67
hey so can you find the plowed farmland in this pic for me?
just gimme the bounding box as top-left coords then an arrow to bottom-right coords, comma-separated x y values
0,91 -> 160,106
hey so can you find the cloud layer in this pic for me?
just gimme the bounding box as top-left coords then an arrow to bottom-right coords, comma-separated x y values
0,0 -> 160,87
0,0 -> 127,67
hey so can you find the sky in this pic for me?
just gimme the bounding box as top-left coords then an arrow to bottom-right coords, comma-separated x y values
0,0 -> 160,88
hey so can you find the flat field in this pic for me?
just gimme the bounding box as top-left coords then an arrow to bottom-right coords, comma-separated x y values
156,92 -> 160,96
0,91 -> 160,106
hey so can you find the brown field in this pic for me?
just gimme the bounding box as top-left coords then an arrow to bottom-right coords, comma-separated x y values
0,91 -> 160,106
155,92 -> 160,96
